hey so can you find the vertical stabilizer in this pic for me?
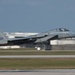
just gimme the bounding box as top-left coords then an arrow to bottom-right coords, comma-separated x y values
0,32 -> 7,44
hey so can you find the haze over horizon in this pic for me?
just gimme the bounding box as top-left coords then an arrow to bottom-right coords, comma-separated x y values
0,0 -> 75,32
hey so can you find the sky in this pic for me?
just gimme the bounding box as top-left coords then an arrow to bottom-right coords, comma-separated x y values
0,0 -> 75,32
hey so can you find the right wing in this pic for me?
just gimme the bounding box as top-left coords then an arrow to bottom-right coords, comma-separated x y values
35,35 -> 58,43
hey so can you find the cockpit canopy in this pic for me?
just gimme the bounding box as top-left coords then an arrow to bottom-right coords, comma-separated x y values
51,28 -> 69,32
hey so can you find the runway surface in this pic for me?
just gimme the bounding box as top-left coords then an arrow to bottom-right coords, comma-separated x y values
0,55 -> 75,58
0,69 -> 75,75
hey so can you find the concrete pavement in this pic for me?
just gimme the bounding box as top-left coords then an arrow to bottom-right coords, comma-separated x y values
0,69 -> 75,75
0,55 -> 75,58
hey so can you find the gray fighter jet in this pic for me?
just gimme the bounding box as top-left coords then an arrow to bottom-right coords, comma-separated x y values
0,28 -> 75,50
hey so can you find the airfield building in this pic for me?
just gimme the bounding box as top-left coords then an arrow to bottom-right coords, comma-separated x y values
50,39 -> 75,50
4,32 -> 38,38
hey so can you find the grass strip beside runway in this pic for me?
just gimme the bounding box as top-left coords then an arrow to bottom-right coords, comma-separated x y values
0,58 -> 75,70
0,51 -> 75,55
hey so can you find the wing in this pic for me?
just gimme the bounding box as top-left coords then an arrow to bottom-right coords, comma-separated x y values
35,35 -> 58,43
8,37 -> 36,45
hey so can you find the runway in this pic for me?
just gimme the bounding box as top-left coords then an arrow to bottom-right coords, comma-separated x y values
0,55 -> 75,58
0,69 -> 75,75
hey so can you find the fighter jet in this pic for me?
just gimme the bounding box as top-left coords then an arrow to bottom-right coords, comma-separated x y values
0,28 -> 75,50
